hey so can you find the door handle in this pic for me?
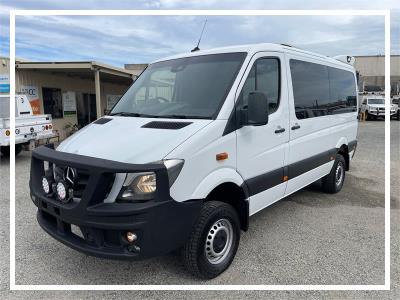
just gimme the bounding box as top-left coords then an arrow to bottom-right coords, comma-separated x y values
274,127 -> 286,134
291,124 -> 301,130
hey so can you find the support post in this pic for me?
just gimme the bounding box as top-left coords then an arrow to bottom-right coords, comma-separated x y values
94,69 -> 102,118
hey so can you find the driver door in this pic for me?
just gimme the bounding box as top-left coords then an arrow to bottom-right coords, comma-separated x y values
236,52 -> 289,215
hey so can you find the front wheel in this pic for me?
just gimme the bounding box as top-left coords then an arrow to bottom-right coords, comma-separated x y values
182,201 -> 240,279
321,154 -> 346,194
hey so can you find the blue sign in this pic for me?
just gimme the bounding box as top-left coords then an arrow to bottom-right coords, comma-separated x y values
0,83 -> 10,93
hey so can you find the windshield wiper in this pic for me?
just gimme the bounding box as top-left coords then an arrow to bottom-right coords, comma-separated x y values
110,112 -> 208,119
160,114 -> 208,119
109,112 -> 160,118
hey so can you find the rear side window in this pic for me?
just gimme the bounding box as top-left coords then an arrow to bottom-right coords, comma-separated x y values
290,59 -> 357,119
237,57 -> 280,114
329,68 -> 357,114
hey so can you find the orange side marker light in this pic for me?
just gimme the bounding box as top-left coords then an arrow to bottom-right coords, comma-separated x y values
216,152 -> 229,161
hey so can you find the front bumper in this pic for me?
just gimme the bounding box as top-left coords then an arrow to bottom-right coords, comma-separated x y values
30,145 -> 202,260
1,131 -> 55,146
368,110 -> 396,116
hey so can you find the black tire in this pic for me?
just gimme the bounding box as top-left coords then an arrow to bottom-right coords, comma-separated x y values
0,146 -> 10,157
0,145 -> 23,157
15,144 -> 23,156
321,154 -> 346,194
397,110 -> 400,121
365,111 -> 370,121
182,201 -> 240,279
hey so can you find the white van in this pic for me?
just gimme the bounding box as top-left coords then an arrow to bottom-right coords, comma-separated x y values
29,43 -> 358,279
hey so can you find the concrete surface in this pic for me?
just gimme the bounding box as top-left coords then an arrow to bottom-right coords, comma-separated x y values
0,120 -> 399,299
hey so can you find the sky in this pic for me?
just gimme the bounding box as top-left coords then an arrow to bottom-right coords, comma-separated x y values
0,1 -> 399,67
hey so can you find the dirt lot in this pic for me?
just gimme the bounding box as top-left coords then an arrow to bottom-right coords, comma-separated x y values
0,120 -> 399,299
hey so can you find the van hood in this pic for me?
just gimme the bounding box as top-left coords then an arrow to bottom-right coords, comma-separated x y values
57,116 -> 212,163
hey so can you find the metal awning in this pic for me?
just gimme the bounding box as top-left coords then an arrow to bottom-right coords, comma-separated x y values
16,61 -> 138,118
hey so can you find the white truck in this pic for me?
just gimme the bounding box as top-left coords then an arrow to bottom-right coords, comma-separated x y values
0,95 -> 55,156
359,94 -> 397,120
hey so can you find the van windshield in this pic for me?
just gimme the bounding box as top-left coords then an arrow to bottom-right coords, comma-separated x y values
111,52 -> 246,119
368,99 -> 384,105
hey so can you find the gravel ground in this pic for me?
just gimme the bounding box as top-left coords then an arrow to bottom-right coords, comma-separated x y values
0,120 -> 399,299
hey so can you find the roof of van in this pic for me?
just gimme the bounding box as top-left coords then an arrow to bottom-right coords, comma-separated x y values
152,43 -> 352,69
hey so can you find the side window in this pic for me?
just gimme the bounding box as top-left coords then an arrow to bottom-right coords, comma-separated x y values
237,57 -> 280,114
328,67 -> 357,114
290,59 -> 357,119
290,60 -> 330,119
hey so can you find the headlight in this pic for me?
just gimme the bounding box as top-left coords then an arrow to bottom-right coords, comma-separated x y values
119,172 -> 157,201
117,159 -> 184,202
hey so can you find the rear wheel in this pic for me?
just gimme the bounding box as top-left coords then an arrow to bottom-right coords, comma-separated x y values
15,144 -> 23,156
182,201 -> 240,279
0,146 -> 9,157
321,154 -> 346,194
0,145 -> 23,157
397,110 -> 400,121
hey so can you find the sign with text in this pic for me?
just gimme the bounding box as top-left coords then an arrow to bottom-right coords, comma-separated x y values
0,74 -> 10,93
62,91 -> 77,115
18,85 -> 40,115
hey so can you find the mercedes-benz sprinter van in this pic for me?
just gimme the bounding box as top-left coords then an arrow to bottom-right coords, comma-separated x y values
29,43 -> 358,279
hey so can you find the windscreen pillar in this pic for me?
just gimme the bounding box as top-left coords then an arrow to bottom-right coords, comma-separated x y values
94,69 -> 102,118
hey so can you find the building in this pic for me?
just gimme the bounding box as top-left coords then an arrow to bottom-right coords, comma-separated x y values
0,58 -> 150,139
0,57 -> 147,139
0,57 -> 10,93
354,55 -> 400,95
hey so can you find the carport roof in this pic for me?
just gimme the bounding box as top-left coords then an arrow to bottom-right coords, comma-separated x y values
15,60 -> 140,84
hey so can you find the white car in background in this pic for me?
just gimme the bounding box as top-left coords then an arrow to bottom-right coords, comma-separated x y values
359,95 -> 397,120
0,95 -> 55,156
392,96 -> 400,120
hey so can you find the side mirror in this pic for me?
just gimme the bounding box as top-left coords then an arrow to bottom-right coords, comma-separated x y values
247,91 -> 269,126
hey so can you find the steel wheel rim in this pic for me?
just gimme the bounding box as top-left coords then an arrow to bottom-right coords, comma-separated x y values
204,218 -> 234,265
335,162 -> 344,186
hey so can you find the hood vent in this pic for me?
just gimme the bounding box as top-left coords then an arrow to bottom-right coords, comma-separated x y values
93,118 -> 112,125
142,121 -> 192,130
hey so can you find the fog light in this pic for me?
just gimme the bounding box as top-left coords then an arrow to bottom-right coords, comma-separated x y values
41,176 -> 52,194
126,231 -> 137,243
55,181 -> 68,202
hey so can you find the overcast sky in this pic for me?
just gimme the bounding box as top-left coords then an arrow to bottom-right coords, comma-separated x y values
0,1 -> 399,67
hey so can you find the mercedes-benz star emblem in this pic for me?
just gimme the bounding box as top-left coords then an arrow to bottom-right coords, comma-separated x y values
64,167 -> 77,186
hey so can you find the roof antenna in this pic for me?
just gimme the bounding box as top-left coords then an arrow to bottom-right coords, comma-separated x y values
191,19 -> 207,52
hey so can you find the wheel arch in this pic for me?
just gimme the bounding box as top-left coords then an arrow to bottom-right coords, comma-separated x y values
205,182 -> 249,232
190,168 -> 249,231
335,138 -> 350,171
